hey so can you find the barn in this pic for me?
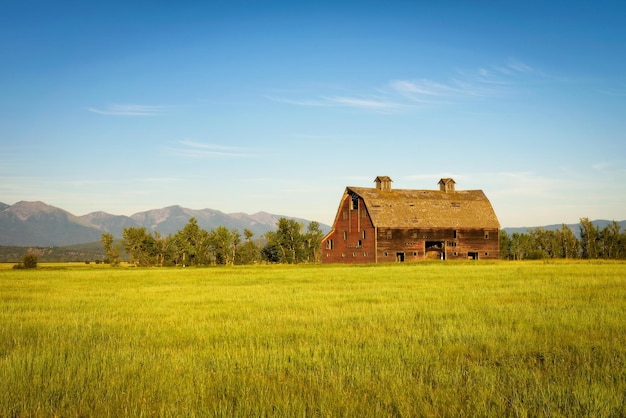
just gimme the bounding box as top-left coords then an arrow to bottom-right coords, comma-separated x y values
321,176 -> 500,263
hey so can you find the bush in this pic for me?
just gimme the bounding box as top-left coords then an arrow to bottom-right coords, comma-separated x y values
22,254 -> 38,269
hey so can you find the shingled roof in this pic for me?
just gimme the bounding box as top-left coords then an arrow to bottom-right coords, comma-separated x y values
347,182 -> 500,229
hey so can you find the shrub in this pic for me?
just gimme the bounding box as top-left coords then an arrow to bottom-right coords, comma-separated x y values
22,254 -> 38,269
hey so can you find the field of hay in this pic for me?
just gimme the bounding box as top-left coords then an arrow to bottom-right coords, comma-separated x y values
1,261 -> 625,417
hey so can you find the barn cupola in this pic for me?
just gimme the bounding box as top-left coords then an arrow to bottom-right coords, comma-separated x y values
374,176 -> 393,191
438,178 -> 456,193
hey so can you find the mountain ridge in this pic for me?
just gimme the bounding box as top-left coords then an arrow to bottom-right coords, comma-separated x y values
0,201 -> 330,247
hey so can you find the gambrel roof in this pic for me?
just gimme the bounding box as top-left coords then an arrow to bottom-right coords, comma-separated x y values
346,185 -> 500,229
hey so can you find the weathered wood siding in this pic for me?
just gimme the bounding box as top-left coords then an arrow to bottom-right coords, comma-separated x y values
375,227 -> 499,261
322,194 -> 376,264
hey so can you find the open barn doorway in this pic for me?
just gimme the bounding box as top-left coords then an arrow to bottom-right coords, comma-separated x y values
425,241 -> 445,260
396,252 -> 405,262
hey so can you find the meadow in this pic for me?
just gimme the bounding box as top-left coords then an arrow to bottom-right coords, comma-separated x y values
1,261 -> 625,417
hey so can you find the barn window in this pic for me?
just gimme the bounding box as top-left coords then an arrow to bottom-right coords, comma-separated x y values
325,240 -> 334,250
453,230 -> 458,239
454,252 -> 458,256
357,240 -> 362,248
351,194 -> 359,210
413,252 -> 417,256
484,231 -> 489,239
384,251 -> 388,257
343,231 -> 347,240
362,230 -> 366,239
386,230 -> 393,239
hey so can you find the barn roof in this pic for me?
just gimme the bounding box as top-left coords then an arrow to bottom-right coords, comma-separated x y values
347,185 -> 500,229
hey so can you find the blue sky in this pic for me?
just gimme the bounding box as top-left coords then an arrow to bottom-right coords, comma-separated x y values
1,1 -> 625,228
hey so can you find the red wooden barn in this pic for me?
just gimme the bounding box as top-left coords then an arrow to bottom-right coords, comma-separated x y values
321,176 -> 500,263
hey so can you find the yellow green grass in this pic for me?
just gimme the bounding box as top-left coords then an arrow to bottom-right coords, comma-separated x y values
1,261 -> 625,416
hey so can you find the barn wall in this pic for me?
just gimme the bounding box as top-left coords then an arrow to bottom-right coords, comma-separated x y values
453,228 -> 500,260
321,194 -> 376,264
376,227 -> 499,261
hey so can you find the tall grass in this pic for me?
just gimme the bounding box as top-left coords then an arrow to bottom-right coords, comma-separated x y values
1,261 -> 625,416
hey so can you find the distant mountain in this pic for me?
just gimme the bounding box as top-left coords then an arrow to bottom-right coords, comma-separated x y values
503,220 -> 626,238
80,211 -> 142,238
0,201 -> 103,246
0,201 -> 330,247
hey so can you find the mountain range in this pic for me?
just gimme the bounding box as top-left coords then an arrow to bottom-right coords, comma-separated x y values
0,201 -> 330,247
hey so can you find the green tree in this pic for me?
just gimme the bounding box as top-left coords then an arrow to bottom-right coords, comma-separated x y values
101,233 -> 121,266
579,218 -> 600,259
601,221 -> 622,259
619,231 -> 626,259
122,227 -> 156,267
174,218 -> 210,266
237,229 -> 260,265
152,231 -> 176,267
208,226 -> 237,265
499,230 -> 512,260
555,224 -> 579,259
272,218 -> 306,264
304,221 -> 324,263
232,229 -> 241,264
510,232 -> 532,260
260,240 -> 281,263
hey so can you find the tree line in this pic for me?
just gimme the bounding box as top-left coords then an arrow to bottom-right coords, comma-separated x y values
101,217 -> 324,267
499,218 -> 626,260
102,216 -> 625,266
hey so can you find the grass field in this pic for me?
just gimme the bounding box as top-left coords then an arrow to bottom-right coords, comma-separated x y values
1,261 -> 625,417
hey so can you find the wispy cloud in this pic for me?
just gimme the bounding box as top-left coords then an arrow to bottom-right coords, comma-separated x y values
325,96 -> 408,110
172,140 -> 255,158
88,104 -> 171,116
266,95 -> 408,111
270,59 -> 543,112
389,78 -> 494,102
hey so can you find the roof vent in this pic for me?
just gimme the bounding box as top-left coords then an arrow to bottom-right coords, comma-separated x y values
374,176 -> 393,191
438,178 -> 456,193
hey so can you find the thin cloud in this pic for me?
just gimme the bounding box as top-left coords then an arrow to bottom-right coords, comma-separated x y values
323,96 -> 407,110
264,96 -> 332,107
269,59 -> 544,112
172,140 -> 255,158
88,104 -> 170,116
390,78 -> 493,101
506,59 -> 536,74
266,95 -> 407,111
391,79 -> 465,97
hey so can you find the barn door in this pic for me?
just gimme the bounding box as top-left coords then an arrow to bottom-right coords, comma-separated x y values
396,252 -> 405,262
